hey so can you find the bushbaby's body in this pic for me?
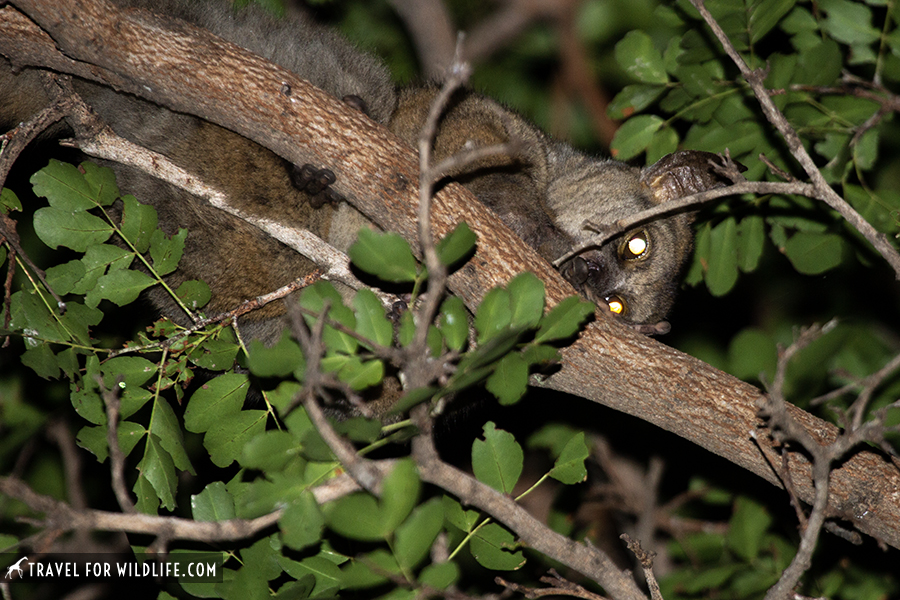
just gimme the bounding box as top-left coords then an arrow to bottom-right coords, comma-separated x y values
0,0 -> 729,342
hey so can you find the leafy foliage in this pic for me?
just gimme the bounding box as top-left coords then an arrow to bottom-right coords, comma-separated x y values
0,156 -> 597,597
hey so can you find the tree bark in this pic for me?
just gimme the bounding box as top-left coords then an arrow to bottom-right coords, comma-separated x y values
2,0 -> 899,550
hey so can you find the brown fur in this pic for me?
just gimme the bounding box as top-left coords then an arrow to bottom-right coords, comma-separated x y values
0,0 -> 730,342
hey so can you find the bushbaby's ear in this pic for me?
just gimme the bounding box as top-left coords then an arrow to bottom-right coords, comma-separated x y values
640,150 -> 743,205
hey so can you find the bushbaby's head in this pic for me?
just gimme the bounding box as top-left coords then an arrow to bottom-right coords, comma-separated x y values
545,150 -> 733,329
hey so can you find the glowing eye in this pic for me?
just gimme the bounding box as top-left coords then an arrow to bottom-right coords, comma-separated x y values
628,236 -> 647,256
606,296 -> 626,315
621,230 -> 649,260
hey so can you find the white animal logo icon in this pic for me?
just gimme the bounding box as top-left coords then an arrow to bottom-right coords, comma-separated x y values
5,556 -> 28,579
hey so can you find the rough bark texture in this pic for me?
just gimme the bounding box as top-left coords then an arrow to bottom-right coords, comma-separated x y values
2,0 -> 899,550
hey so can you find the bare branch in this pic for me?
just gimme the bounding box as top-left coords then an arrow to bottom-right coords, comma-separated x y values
620,535 -> 663,600
97,377 -> 136,514
496,569 -> 612,600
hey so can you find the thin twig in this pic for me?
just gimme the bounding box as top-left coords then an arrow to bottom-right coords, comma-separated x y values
410,34 -> 470,362
553,179 -> 799,266
496,569 -> 611,600
620,535 -> 663,600
98,376 -> 136,514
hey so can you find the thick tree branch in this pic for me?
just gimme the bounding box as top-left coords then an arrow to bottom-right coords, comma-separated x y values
2,0 -> 899,551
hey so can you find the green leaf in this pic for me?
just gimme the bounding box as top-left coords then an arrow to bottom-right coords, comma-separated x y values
439,296 -> 468,352
749,0 -> 797,43
80,161 -> 120,206
475,287 -> 512,343
472,422 -> 523,494
149,228 -> 187,276
470,522 -> 525,571
133,472 -> 160,515
534,296 -> 595,343
393,498 -> 443,571
150,397 -> 194,474
203,410 -> 267,468
281,492 -> 325,551
31,159 -> 102,211
845,185 -> 900,234
398,309 -> 415,347
727,329 -> 777,382
326,493 -> 385,542
88,268 -> 156,307
528,423 -> 580,456
522,344 -> 560,367
176,280 -> 211,310
442,495 -> 479,532
119,388 -> 153,419
418,562 -> 460,590
45,260 -> 87,296
436,222 -> 477,267
615,31 -> 668,84
736,215 -> 765,273
192,481 -> 237,522
507,272 -> 545,329
240,429 -> 298,472
183,373 -> 249,433
549,432 -> 589,484
278,555 -> 341,598
74,243 -> 134,294
795,39 -> 842,85
705,217 -> 739,296
389,386 -> 439,415
75,421 -> 146,462
101,356 -> 158,390
726,496 -> 773,561
456,327 -> 524,375
1,187 -> 22,213
485,353 -> 529,406
187,335 -> 240,371
784,231 -> 845,275
611,115 -> 664,161
118,195 -> 158,253
334,416 -> 383,443
139,434 -> 178,511
647,127 -> 679,164
819,0 -> 880,46
353,289 -> 392,348
21,343 -> 60,380
608,84 -> 666,120
247,333 -> 305,378
299,281 -> 357,354
339,549 -> 399,589
337,357 -> 384,391
348,229 -> 418,282
33,207 -> 113,251
71,387 -> 104,425
380,459 -> 420,534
